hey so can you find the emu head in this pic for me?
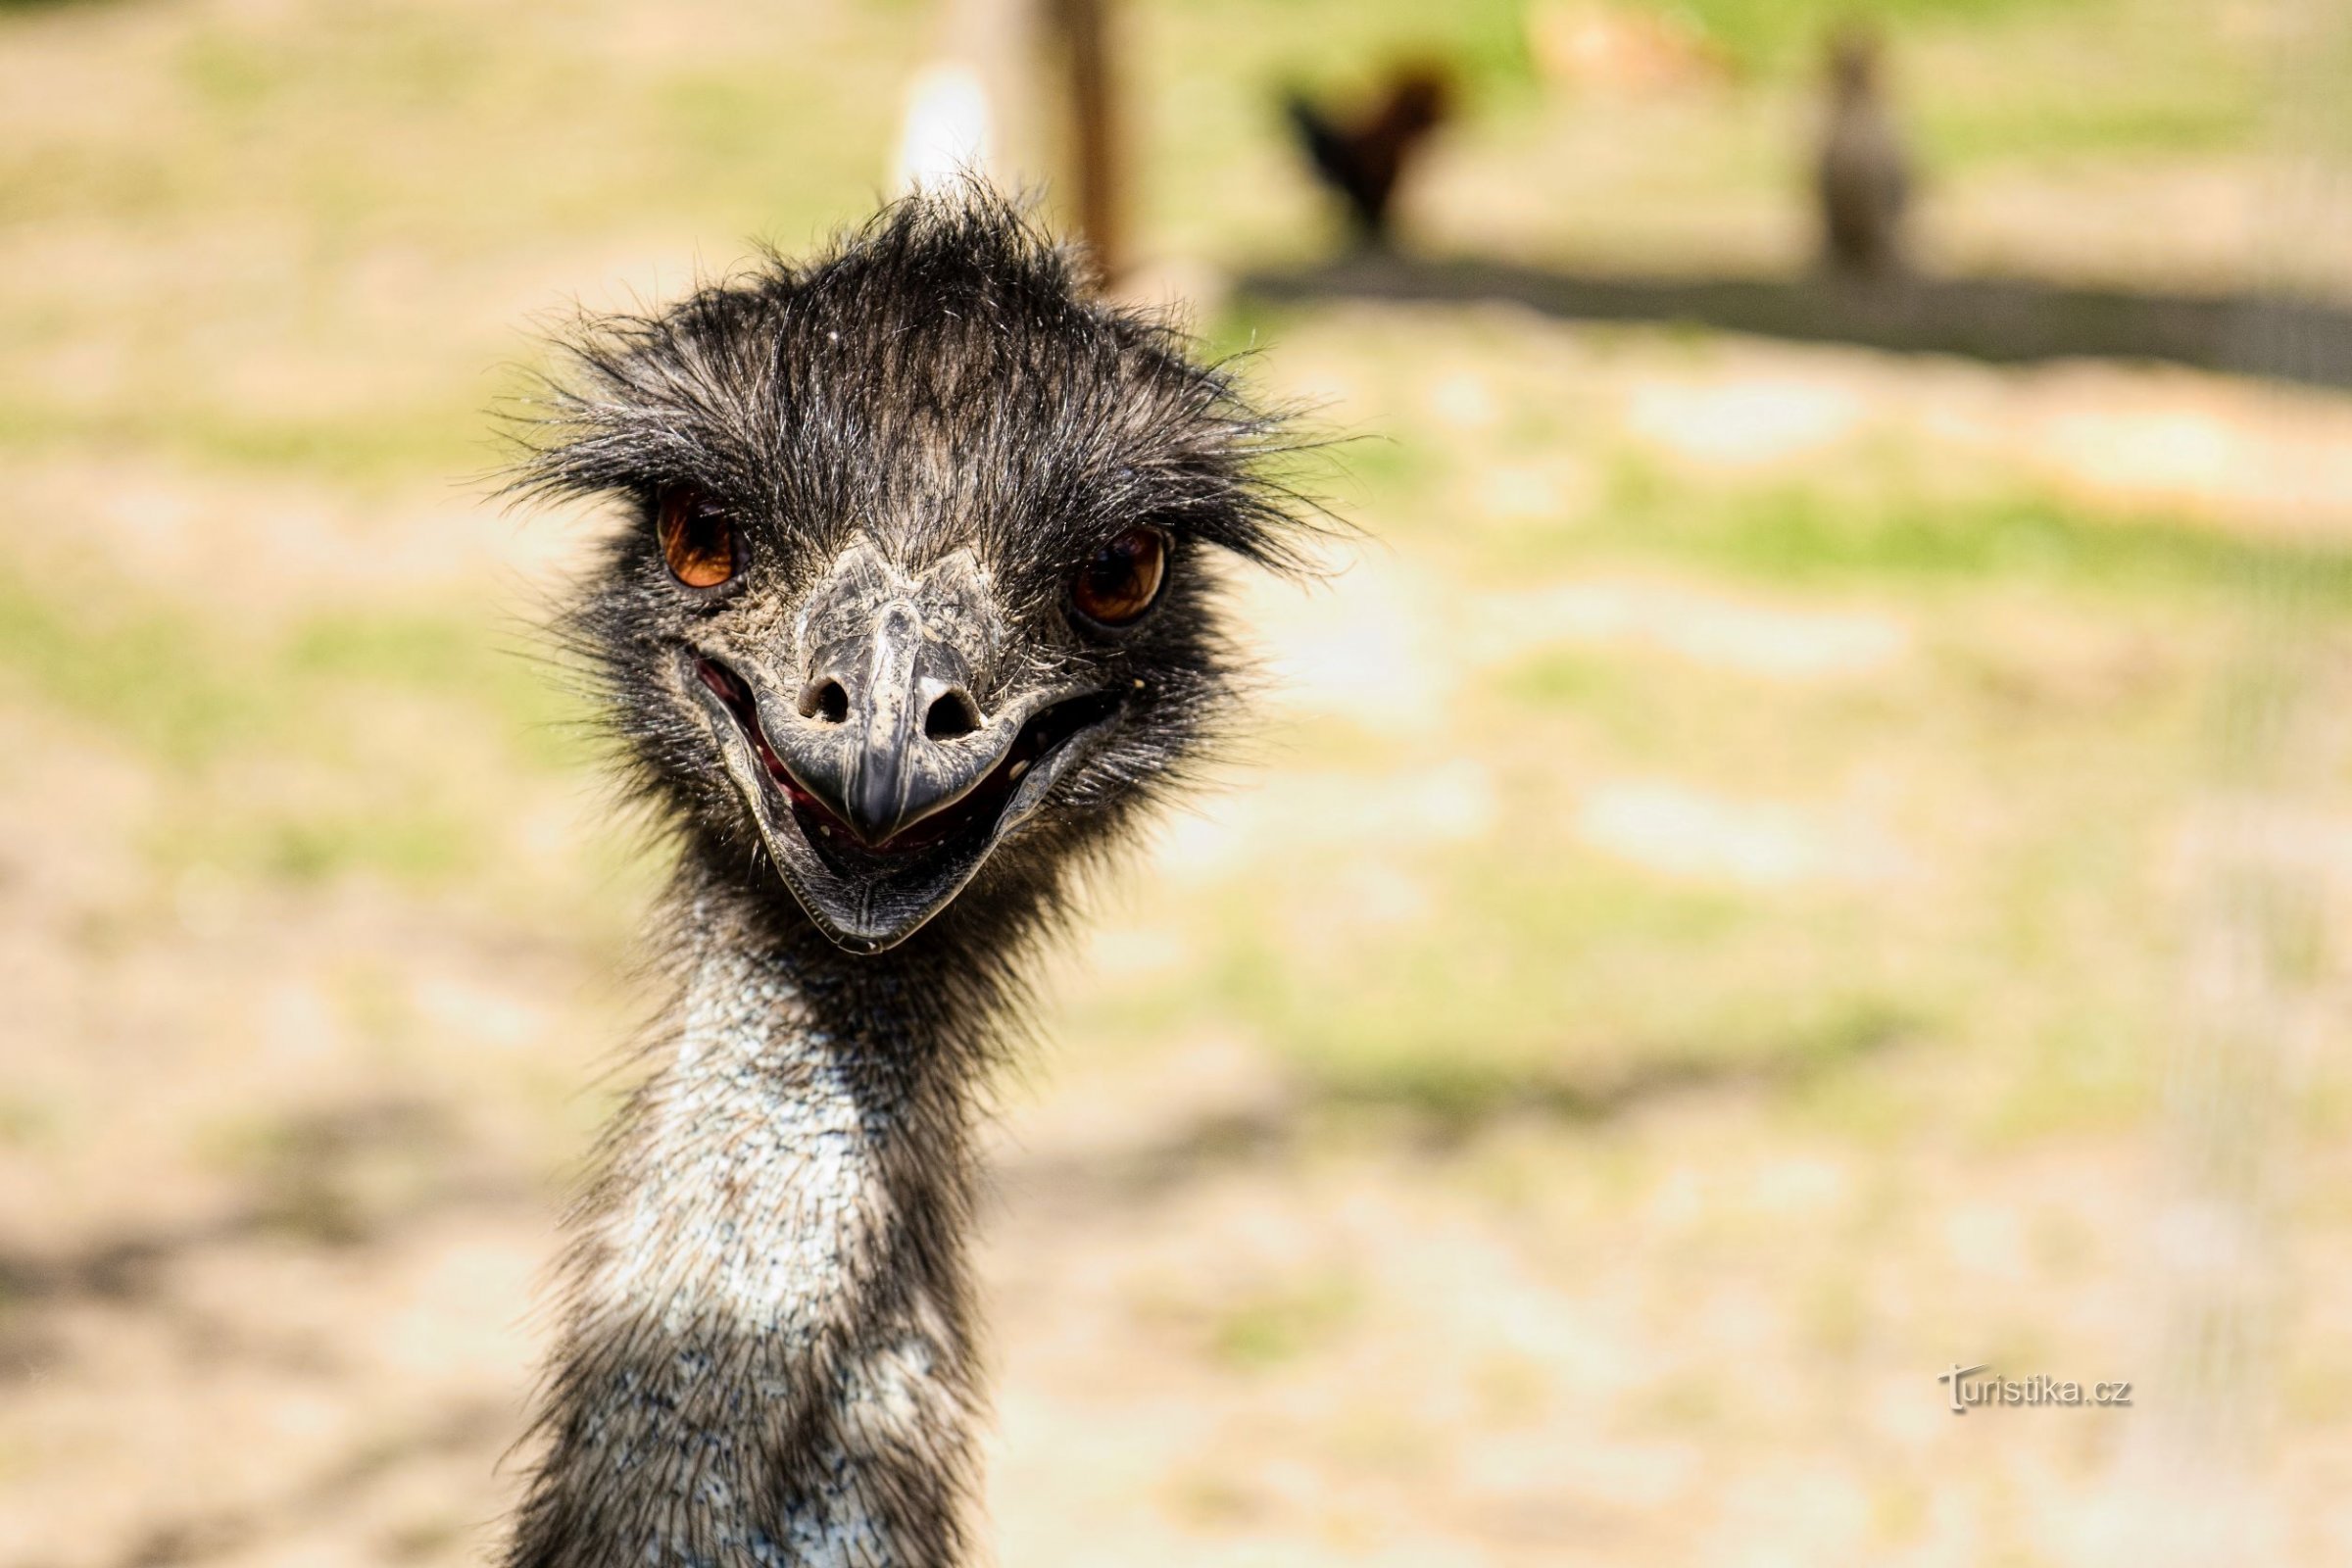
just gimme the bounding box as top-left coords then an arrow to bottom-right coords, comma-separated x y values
521,193 -> 1309,954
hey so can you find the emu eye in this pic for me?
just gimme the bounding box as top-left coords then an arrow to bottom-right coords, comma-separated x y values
656,490 -> 735,589
1070,526 -> 1168,628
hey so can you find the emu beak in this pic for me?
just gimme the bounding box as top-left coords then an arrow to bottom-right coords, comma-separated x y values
790,597 -> 1002,849
685,544 -> 1123,953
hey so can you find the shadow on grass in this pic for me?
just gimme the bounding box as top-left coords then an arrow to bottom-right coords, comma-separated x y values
43,1399 -> 513,1568
1008,1008 -> 1913,1208
1239,254 -> 2352,390
0,1098 -> 530,1383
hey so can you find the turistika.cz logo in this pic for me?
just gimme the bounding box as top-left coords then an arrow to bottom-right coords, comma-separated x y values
1937,1363 -> 2133,1414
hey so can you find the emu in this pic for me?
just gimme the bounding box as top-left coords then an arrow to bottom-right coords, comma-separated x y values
500,189 -> 1314,1566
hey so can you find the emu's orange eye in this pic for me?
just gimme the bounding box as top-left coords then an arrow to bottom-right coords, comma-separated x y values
657,490 -> 735,589
1071,526 -> 1168,628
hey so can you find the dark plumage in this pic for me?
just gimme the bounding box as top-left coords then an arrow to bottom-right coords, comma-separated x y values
498,188 -> 1320,1566
1287,64 -> 1453,247
1816,27 -> 1911,277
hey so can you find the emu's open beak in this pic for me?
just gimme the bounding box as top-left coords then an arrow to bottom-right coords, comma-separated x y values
684,545 -> 1122,953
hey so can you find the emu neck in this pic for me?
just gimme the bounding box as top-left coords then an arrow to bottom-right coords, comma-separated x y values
505,901 -> 998,1568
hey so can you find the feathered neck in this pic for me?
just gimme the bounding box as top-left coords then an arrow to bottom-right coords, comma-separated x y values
501,870 -> 1027,1568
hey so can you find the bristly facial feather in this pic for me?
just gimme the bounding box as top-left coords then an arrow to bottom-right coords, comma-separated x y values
509,186 -> 1318,963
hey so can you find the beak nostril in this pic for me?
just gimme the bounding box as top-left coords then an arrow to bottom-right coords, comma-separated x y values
801,679 -> 851,724
924,690 -> 981,741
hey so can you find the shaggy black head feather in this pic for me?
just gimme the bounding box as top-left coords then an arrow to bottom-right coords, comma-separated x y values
513,186 -> 1319,962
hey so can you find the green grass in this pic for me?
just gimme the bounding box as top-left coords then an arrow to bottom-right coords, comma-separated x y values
0,574 -> 270,765
1209,1275 -> 1362,1369
1068,832 -> 1932,1112
1923,88 -> 2258,165
1633,0 -> 2067,73
0,1096 -> 55,1150
285,614 -> 590,770
208,809 -> 484,886
1487,458 -> 2352,610
0,569 -> 582,769
1229,0 -> 1539,92
0,393 -> 500,489
0,565 -> 596,889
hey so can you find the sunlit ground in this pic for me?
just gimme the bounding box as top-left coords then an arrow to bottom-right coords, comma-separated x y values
4,1 -> 2350,1564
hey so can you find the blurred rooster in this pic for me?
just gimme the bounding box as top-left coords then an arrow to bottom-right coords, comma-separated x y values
1286,64 -> 1453,247
1816,27 -> 1911,276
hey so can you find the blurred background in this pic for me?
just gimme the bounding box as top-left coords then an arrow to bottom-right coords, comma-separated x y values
4,0 -> 2352,1563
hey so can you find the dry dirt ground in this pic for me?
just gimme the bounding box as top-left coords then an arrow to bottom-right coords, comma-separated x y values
8,2 -> 2352,1566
